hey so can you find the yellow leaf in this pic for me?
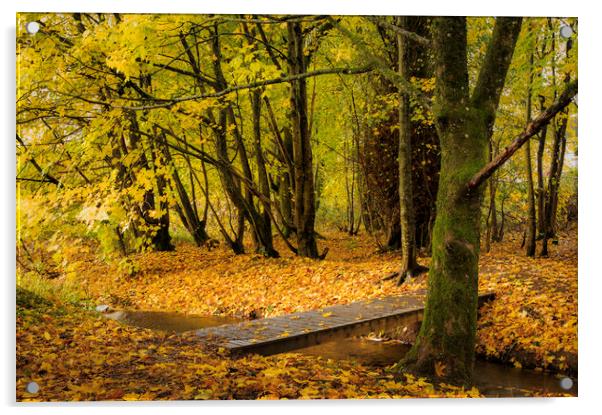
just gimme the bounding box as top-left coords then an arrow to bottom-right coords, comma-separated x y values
43,331 -> 51,341
434,361 -> 446,377
122,393 -> 140,401
194,389 -> 212,400
322,312 -> 333,318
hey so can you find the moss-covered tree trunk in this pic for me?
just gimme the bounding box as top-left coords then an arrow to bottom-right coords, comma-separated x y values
401,17 -> 522,385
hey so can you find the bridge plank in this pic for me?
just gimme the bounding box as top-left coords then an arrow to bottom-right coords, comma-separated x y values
196,291 -> 494,355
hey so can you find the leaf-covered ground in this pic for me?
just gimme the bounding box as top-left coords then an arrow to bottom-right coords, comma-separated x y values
477,232 -> 578,373
17,298 -> 484,401
16,229 -> 577,401
79,229 -> 577,371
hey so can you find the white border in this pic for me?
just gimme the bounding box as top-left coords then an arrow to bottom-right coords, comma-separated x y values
3,1 -> 600,414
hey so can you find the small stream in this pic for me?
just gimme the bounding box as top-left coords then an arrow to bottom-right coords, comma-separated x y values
298,338 -> 576,397
104,310 -> 577,398
104,310 -> 240,332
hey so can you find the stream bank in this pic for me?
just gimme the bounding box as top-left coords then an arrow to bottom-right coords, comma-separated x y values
104,309 -> 577,398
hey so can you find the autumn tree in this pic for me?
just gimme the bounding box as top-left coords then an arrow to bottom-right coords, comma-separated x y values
400,16 -> 577,384
400,17 -> 523,384
395,16 -> 433,284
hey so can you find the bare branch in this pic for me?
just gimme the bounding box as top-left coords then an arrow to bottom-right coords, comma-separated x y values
366,16 -> 431,46
466,79 -> 577,193
116,65 -> 374,111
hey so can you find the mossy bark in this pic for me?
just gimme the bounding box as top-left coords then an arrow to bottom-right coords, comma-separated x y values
401,103 -> 487,385
401,17 -> 521,385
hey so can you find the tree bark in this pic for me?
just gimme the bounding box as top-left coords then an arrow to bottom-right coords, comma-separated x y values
396,16 -> 422,284
264,97 -> 295,237
524,44 -> 537,257
206,24 -> 279,257
127,113 -> 174,252
541,37 -> 573,256
160,133 -> 209,246
251,89 -> 279,257
401,17 -> 522,384
288,21 -> 320,258
536,96 -> 548,239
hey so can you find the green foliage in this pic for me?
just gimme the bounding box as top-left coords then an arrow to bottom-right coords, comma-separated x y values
16,13 -> 577,256
117,257 -> 141,279
17,271 -> 88,312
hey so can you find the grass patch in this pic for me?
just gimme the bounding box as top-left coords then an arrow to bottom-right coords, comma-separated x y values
17,270 -> 91,317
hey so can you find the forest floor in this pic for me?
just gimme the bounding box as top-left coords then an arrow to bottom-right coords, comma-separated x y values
16,227 -> 577,401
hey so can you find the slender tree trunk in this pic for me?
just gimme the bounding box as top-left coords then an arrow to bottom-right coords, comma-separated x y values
484,197 -> 492,254
401,17 -> 522,384
127,114 -> 174,252
207,24 -> 279,257
536,96 -> 548,239
280,127 -> 295,236
524,128 -> 536,256
264,96 -> 295,236
542,36 -> 572,256
524,42 -> 537,257
489,140 -> 500,243
551,122 -> 568,225
251,89 -> 278,257
288,21 -> 320,258
396,16 -> 421,284
385,220 -> 402,250
498,198 -> 506,241
146,136 -> 174,252
160,133 -> 209,246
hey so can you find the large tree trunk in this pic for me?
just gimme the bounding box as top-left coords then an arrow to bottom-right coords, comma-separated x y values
401,17 -> 522,384
288,21 -> 320,258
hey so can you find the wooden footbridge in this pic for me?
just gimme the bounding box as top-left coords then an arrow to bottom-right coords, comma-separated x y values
196,291 -> 495,356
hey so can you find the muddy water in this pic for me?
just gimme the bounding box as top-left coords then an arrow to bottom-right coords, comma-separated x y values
297,338 -> 577,397
106,310 -> 577,398
104,310 -> 241,333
